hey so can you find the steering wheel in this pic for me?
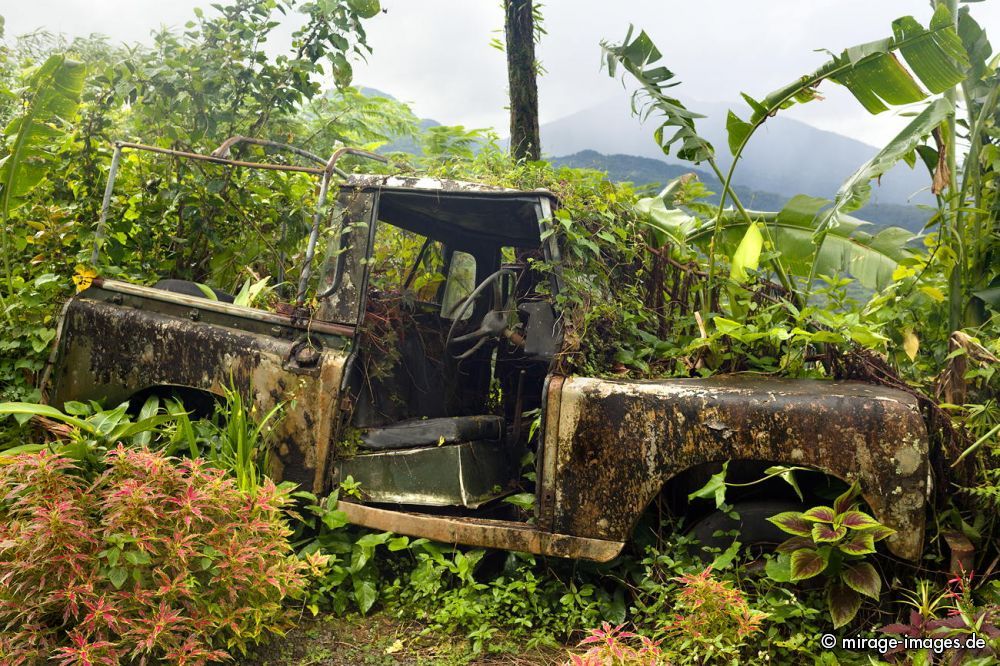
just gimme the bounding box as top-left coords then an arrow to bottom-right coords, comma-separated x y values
445,268 -> 519,360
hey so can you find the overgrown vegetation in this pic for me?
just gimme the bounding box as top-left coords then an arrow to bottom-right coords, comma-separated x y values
0,0 -> 999,664
0,448 -> 307,664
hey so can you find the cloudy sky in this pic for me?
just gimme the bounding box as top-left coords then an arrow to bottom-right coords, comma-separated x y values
5,0 -> 998,147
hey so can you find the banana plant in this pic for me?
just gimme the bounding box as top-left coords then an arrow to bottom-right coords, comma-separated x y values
604,6 -> 969,304
0,54 -> 86,294
638,188 -> 917,294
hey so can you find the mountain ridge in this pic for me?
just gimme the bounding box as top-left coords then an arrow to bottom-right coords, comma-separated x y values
550,150 -> 932,233
538,97 -> 935,208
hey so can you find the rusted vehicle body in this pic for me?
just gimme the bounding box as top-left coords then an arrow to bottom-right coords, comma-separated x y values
45,139 -> 929,562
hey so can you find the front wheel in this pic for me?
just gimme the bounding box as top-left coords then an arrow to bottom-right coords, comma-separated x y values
687,499 -> 803,559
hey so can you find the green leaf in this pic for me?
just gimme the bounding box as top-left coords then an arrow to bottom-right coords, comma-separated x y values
231,276 -> 271,308
892,6 -> 970,94
756,8 -> 966,121
635,196 -> 697,248
108,567 -> 128,589
711,539 -> 742,570
137,395 -> 160,421
842,562 -> 882,600
503,493 -> 536,511
347,0 -> 381,19
839,530 -> 877,556
353,575 -> 378,614
790,548 -> 829,580
726,110 -> 752,156
828,582 -> 863,628
867,525 -> 897,543
805,98 -> 952,292
839,510 -> 881,530
802,506 -> 837,523
1,55 -> 86,218
0,443 -> 45,456
768,511 -> 813,537
193,283 -> 219,300
833,481 -> 863,514
730,222 -> 763,283
812,522 -> 848,543
764,465 -> 804,501
972,285 -> 1000,310
321,509 -> 348,531
62,401 -> 91,416
124,550 -> 151,565
775,536 -> 815,554
765,553 -> 793,583
690,200 -> 916,292
0,402 -> 90,431
115,414 -> 178,440
602,27 -> 714,163
687,461 -> 728,509
103,548 -> 121,568
351,531 -> 392,572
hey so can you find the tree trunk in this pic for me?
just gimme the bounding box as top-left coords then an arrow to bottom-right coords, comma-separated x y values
504,0 -> 540,161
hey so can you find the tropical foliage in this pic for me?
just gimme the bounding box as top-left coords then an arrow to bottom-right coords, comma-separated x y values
0,448 -> 306,664
767,483 -> 895,628
0,0 -> 999,663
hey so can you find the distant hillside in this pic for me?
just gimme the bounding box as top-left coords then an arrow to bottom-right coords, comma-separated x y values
551,150 -> 932,233
358,88 -> 932,233
359,87 -> 440,154
540,97 -> 935,209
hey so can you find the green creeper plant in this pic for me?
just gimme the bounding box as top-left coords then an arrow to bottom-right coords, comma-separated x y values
766,482 -> 895,628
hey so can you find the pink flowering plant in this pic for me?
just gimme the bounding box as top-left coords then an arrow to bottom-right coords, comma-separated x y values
661,565 -> 767,664
881,570 -> 1000,663
565,622 -> 663,666
0,447 -> 308,665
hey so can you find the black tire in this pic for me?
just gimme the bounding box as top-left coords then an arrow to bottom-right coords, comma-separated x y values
687,499 -> 802,557
153,279 -> 235,303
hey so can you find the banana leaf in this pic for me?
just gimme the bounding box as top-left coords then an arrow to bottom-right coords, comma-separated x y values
637,195 -> 915,292
817,97 -> 953,226
0,54 -> 86,218
602,27 -> 714,164
706,207 -> 913,293
726,5 -> 968,155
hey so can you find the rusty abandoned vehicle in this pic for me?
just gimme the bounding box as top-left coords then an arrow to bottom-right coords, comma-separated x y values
43,138 -> 929,562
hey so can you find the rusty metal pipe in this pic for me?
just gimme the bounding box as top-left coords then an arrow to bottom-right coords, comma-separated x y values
211,135 -> 328,167
296,171 -> 332,306
113,141 -> 326,175
325,146 -> 387,176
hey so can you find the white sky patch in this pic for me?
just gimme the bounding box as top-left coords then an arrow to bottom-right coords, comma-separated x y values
4,0 -> 999,148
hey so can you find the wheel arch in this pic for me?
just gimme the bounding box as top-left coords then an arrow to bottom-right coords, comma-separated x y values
541,375 -> 929,561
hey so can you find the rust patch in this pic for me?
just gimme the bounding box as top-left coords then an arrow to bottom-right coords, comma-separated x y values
546,376 -> 929,560
48,296 -> 347,494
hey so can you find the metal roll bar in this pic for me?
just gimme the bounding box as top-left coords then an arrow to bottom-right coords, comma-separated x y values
90,137 -> 387,307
